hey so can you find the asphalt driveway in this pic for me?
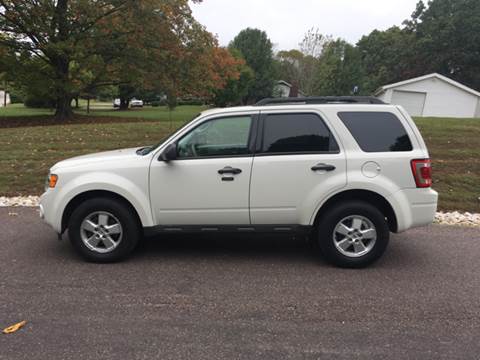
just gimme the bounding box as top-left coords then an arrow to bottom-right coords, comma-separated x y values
1,207 -> 479,359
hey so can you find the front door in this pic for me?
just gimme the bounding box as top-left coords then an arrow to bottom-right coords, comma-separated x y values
149,114 -> 256,225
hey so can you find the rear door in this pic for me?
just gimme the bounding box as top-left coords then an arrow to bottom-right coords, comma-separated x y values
249,110 -> 347,225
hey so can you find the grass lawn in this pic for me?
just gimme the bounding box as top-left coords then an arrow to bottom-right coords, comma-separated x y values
0,103 -> 54,117
75,104 -> 208,121
0,103 -> 208,122
415,117 -> 480,212
0,121 -> 178,196
0,106 -> 479,213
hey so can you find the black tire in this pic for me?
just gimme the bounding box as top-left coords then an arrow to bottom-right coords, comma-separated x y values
68,197 -> 141,262
316,201 -> 389,268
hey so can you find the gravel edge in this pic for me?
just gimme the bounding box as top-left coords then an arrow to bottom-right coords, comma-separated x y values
1,196 -> 479,227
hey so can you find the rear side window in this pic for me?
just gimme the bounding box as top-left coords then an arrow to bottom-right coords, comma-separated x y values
338,112 -> 413,152
261,113 -> 339,154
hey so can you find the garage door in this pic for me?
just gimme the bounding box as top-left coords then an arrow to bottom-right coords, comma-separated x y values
391,90 -> 426,117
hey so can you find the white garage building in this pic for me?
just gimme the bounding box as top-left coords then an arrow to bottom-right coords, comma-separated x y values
375,73 -> 480,118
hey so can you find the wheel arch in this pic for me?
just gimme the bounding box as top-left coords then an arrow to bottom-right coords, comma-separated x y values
313,189 -> 398,233
61,190 -> 143,233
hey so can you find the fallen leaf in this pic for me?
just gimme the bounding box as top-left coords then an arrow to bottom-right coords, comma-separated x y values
3,321 -> 26,334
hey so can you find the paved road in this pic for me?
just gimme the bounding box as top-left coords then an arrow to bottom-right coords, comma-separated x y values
1,207 -> 479,360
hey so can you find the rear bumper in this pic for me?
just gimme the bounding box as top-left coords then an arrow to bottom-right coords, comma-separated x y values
388,188 -> 438,233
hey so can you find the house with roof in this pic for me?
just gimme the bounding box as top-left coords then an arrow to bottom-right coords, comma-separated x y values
274,80 -> 305,98
375,73 -> 480,118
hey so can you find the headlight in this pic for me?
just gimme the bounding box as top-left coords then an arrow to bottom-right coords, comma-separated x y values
45,173 -> 58,190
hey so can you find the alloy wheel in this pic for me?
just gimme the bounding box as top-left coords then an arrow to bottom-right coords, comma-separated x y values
333,215 -> 377,258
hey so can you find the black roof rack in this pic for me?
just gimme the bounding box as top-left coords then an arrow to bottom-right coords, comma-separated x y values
254,96 -> 384,106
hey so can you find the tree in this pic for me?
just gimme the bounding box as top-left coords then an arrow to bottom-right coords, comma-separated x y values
313,39 -> 366,96
0,0 -> 205,119
0,1 -> 130,118
406,0 -> 480,90
230,28 -> 275,103
356,0 -> 480,92
298,28 -> 331,95
108,1 -> 212,110
274,29 -> 331,96
212,48 -> 254,107
275,49 -> 304,84
357,27 -> 418,93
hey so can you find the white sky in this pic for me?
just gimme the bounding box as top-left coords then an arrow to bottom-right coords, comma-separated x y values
190,0 -> 420,51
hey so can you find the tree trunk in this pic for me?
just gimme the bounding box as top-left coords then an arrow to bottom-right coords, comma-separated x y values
52,0 -> 73,121
119,98 -> 129,110
288,81 -> 299,98
54,95 -> 73,121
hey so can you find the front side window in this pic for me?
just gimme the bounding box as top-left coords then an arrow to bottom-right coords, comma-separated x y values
260,113 -> 339,154
177,116 -> 252,158
338,112 -> 413,152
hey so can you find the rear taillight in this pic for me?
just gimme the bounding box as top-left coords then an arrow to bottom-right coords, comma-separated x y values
411,159 -> 432,188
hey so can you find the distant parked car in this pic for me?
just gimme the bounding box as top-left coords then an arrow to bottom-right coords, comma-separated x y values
113,98 -> 120,108
130,99 -> 144,108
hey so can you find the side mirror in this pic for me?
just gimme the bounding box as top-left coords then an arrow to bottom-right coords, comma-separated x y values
159,143 -> 177,162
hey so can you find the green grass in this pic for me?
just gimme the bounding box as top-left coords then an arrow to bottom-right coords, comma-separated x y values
0,103 -> 54,117
414,117 -> 480,212
0,103 -> 208,122
75,105 -> 208,121
0,109 -> 479,212
0,121 -> 180,196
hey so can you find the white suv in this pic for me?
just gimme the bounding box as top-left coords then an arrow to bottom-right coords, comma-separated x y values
40,97 -> 438,267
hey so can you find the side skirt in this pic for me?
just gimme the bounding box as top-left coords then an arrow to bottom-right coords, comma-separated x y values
143,224 -> 313,237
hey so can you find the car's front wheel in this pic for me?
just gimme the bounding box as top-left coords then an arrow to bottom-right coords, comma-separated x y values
68,197 -> 140,262
316,201 -> 390,268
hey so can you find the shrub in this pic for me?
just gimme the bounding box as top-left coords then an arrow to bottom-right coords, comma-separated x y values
151,99 -> 167,107
6,88 -> 25,104
177,99 -> 205,106
24,95 -> 56,108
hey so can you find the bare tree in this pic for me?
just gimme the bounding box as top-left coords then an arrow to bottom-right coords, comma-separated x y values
299,28 -> 332,95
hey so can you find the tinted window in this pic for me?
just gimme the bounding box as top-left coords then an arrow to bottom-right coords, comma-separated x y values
338,112 -> 413,152
261,113 -> 339,154
177,116 -> 252,158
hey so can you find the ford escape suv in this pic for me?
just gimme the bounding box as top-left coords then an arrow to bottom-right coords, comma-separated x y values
40,96 -> 438,267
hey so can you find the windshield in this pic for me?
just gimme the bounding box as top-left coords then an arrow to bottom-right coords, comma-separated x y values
138,113 -> 202,155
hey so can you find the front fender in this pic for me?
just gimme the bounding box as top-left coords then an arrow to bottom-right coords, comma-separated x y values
50,172 -> 154,232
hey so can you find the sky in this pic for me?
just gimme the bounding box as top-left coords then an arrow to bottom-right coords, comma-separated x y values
190,0 -> 420,51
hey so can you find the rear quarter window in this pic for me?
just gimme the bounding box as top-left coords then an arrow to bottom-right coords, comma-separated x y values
337,111 -> 413,152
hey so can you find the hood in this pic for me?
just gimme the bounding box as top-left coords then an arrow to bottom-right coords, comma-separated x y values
51,147 -> 143,170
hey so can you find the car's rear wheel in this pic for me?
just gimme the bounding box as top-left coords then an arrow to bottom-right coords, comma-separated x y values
316,201 -> 389,268
68,198 -> 140,262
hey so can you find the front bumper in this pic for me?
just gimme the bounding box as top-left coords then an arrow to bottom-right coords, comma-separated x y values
39,190 -> 62,233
